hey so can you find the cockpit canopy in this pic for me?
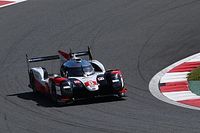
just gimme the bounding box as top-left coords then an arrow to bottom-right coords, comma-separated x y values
61,59 -> 95,77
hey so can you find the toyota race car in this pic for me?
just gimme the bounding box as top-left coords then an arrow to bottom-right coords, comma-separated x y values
26,47 -> 127,104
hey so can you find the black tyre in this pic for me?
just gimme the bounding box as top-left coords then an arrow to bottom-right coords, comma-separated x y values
50,82 -> 58,104
117,92 -> 125,98
29,71 -> 38,94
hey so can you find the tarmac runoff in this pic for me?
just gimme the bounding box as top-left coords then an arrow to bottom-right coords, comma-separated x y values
149,53 -> 200,110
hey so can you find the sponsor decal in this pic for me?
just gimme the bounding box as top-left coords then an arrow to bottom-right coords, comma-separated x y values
89,81 -> 95,87
85,81 -> 97,87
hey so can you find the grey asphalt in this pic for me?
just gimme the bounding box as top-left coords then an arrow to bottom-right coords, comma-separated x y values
0,0 -> 200,133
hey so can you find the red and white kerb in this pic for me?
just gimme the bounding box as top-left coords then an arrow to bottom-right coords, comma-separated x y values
0,0 -> 26,8
160,61 -> 200,107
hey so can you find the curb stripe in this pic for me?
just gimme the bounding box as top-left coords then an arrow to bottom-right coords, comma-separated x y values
160,84 -> 188,92
0,0 -> 26,8
179,99 -> 200,107
160,72 -> 189,83
169,62 -> 200,72
163,91 -> 200,101
165,81 -> 188,86
0,1 -> 14,6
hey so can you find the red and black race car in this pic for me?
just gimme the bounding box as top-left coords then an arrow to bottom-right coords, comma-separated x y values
26,47 -> 127,104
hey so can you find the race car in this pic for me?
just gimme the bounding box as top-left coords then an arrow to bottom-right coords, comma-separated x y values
26,47 -> 127,104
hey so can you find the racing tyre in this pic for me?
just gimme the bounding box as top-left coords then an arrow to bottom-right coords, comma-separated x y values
29,71 -> 38,94
50,82 -> 58,104
117,92 -> 125,98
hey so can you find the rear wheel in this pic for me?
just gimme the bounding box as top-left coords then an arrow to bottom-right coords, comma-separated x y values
29,71 -> 38,94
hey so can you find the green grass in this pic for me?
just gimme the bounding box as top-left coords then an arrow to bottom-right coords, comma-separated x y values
187,67 -> 200,81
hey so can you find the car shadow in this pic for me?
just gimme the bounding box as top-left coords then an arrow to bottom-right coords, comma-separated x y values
7,92 -> 54,107
7,91 -> 126,107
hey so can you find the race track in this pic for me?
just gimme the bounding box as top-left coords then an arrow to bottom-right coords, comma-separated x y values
1,0 -> 200,132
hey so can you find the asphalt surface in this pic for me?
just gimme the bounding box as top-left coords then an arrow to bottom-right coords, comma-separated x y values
1,0 -> 200,133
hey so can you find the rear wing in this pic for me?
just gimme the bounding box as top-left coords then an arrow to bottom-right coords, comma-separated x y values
26,54 -> 60,73
26,46 -> 93,73
71,46 -> 93,60
26,55 -> 59,63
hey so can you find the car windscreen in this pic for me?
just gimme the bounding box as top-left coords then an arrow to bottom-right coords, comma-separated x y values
67,65 -> 94,77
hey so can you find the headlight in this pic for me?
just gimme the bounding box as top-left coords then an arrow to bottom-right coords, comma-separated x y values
63,86 -> 71,89
55,85 -> 62,95
61,81 -> 73,96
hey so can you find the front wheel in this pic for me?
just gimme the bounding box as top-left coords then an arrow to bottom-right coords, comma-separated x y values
50,82 -> 58,104
117,92 -> 125,98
